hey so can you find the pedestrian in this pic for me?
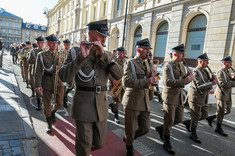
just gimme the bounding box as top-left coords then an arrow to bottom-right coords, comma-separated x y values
11,43 -> 18,64
28,36 -> 45,110
207,56 -> 235,136
58,19 -> 123,156
35,34 -> 65,133
122,38 -> 157,156
155,44 -> 195,155
109,46 -> 127,124
182,53 -> 218,143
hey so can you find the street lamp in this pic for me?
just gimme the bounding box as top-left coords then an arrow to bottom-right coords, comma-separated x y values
43,7 -> 49,15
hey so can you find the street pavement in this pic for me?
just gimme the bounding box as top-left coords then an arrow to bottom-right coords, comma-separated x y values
1,50 -> 235,156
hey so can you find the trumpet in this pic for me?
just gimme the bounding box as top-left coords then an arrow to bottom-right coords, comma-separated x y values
207,65 -> 226,95
182,58 -> 203,95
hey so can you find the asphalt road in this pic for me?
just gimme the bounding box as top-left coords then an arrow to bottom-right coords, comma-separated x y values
13,63 -> 235,156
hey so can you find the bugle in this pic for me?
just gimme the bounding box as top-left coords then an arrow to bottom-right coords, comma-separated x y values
182,58 -> 203,95
207,65 -> 226,95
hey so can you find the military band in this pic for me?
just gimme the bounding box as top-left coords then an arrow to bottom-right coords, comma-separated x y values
13,18 -> 235,156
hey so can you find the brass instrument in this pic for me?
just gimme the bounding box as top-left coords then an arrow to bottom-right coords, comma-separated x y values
182,58 -> 203,95
110,79 -> 122,98
207,65 -> 226,95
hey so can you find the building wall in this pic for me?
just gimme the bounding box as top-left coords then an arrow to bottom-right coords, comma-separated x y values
47,0 -> 235,70
0,16 -> 22,47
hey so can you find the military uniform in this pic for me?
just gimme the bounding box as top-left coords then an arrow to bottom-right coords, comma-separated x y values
214,56 -> 235,136
122,39 -> 154,156
35,34 -> 64,133
58,19 -> 123,156
21,42 -> 31,87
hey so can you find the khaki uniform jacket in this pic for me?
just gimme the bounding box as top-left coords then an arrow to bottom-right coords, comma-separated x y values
122,56 -> 151,112
28,48 -> 43,75
58,47 -> 123,122
187,66 -> 212,104
35,50 -> 63,91
162,61 -> 187,105
215,67 -> 235,101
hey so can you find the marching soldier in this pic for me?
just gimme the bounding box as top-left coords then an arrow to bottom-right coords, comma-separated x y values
155,44 -> 194,155
58,19 -> 123,156
122,39 -> 157,156
182,53 -> 218,143
109,47 -> 127,123
16,43 -> 25,81
22,41 -> 31,88
207,56 -> 235,136
35,34 -> 65,133
28,36 -> 45,110
62,39 -> 71,108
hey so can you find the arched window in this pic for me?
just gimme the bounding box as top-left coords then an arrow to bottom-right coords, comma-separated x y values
185,15 -> 207,59
154,21 -> 168,59
132,25 -> 142,56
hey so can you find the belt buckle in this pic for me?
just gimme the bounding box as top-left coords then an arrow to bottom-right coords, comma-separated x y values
96,86 -> 101,93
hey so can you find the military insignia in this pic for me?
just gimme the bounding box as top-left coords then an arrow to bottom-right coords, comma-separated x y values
124,63 -> 128,70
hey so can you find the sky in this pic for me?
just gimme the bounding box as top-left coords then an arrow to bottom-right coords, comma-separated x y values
0,0 -> 59,26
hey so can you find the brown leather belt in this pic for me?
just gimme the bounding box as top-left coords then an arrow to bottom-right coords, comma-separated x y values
76,86 -> 107,93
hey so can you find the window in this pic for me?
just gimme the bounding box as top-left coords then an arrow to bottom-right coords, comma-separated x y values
2,22 -> 6,26
85,10 -> 88,24
34,25 -> 38,29
15,23 -> 18,28
117,0 -> 122,11
2,29 -> 6,33
26,37 -> 30,41
9,23 -> 12,27
103,1 -> 106,16
9,19 -> 12,21
26,31 -> 30,35
15,30 -> 18,34
93,7 -> 96,19
9,30 -> 12,34
16,19 -> 18,22
41,26 -> 46,30
15,38 -> 18,41
26,24 -> 30,28
138,0 -> 144,3
9,37 -> 12,41
35,32 -> 37,36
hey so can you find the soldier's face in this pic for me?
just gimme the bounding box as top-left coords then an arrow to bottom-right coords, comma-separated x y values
89,31 -> 107,45
199,59 -> 208,68
118,52 -> 126,60
224,61 -> 232,69
138,47 -> 150,60
64,44 -> 71,50
173,52 -> 184,62
47,41 -> 58,51
37,42 -> 44,49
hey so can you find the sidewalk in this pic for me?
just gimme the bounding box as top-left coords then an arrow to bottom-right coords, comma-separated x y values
0,51 -> 38,156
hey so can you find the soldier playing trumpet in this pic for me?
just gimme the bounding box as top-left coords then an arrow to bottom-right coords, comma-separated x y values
109,47 -> 127,124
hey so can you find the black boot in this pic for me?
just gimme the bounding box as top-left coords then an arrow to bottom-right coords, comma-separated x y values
183,119 -> 191,132
36,99 -> 42,111
114,111 -> 120,124
155,125 -> 164,141
51,110 -> 57,124
215,123 -> 227,137
63,96 -> 68,108
26,80 -> 30,88
163,135 -> 175,155
46,117 -> 52,134
126,145 -> 134,156
206,115 -> 216,127
109,102 -> 114,113
31,88 -> 35,97
189,128 -> 201,143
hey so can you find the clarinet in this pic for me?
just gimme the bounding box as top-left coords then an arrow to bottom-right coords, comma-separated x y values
182,58 -> 203,95
207,65 -> 226,96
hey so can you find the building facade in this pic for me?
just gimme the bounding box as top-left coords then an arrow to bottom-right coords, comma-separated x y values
0,8 -> 23,48
22,22 -> 47,44
47,0 -> 235,70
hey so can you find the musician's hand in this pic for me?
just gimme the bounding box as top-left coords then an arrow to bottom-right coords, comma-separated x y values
185,75 -> 195,84
113,80 -> 119,87
36,87 -> 43,94
80,41 -> 93,58
153,69 -> 158,77
149,77 -> 158,85
92,41 -> 104,56
212,79 -> 218,85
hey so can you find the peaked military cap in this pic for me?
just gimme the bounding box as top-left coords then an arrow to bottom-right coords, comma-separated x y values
116,47 -> 126,53
112,49 -> 117,52
45,34 -> 58,42
63,39 -> 71,44
221,56 -> 232,63
35,36 -> 44,42
21,44 -> 26,47
32,43 -> 38,48
25,41 -> 31,45
87,19 -> 109,36
172,44 -> 184,53
197,53 -> 209,60
136,38 -> 152,49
